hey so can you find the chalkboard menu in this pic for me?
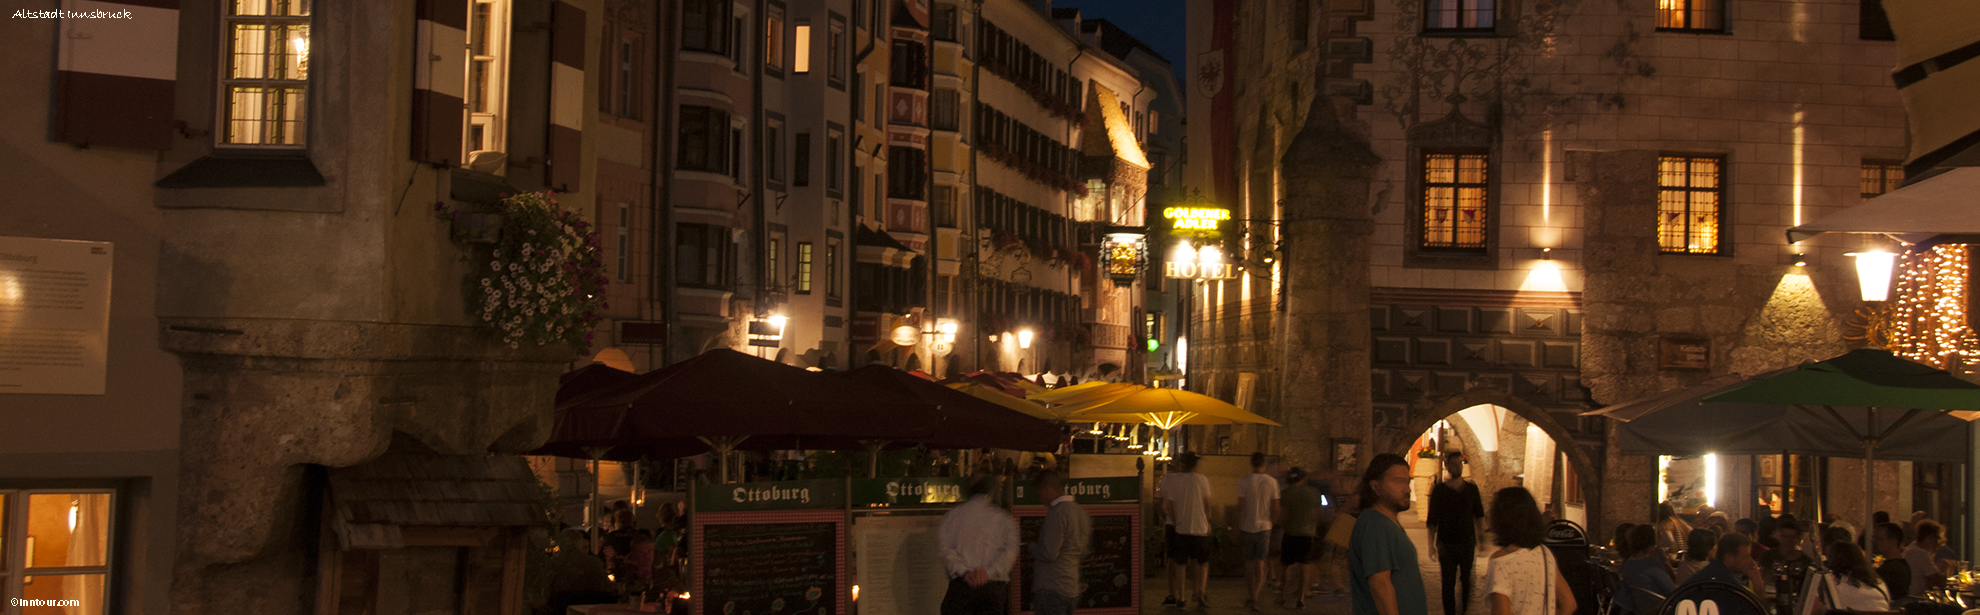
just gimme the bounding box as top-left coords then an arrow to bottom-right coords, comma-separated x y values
701,521 -> 839,615
1015,512 -> 1136,612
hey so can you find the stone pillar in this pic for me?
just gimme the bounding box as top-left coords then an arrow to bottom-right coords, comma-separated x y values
1275,97 -> 1380,473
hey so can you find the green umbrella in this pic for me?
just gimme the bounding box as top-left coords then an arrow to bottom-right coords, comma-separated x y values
1704,348 -> 1980,540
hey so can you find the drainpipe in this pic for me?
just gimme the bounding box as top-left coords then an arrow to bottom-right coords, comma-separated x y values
1065,46 -> 1083,377
657,3 -> 680,365
968,0 -> 983,373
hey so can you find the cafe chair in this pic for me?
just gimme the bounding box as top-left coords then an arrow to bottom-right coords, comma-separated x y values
1658,581 -> 1768,615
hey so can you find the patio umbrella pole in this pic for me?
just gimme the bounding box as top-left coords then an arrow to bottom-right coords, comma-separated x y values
698,436 -> 749,484
861,440 -> 889,478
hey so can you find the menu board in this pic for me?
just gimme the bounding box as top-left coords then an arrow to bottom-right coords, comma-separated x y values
852,515 -> 950,615
701,521 -> 840,615
1015,510 -> 1137,613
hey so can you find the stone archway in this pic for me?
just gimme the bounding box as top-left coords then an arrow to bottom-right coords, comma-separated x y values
1391,389 -> 1604,532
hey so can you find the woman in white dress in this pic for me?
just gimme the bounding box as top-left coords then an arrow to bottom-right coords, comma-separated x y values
1820,542 -> 1892,613
1485,487 -> 1578,615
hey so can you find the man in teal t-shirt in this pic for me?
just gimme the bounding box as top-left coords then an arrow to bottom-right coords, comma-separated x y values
1349,453 -> 1428,615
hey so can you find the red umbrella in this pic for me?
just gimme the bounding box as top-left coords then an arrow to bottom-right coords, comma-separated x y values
839,365 -> 1062,452
530,349 -> 940,462
555,363 -> 640,409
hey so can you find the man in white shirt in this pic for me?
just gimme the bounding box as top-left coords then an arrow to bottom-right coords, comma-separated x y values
1237,452 -> 1282,611
939,474 -> 1020,615
1906,520 -> 1950,599
1159,452 -> 1214,608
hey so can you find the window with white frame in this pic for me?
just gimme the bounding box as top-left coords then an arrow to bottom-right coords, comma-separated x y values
797,242 -> 814,294
464,0 -> 513,166
220,0 -> 311,147
1,490 -> 116,614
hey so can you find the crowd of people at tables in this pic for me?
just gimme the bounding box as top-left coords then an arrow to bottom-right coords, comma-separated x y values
1607,501 -> 1963,614
539,501 -> 691,615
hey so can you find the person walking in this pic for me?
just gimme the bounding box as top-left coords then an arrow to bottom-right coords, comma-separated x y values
1426,452 -> 1483,615
1483,487 -> 1576,615
1278,467 -> 1323,609
1238,452 -> 1283,611
1350,453 -> 1429,615
939,475 -> 1019,615
1159,452 -> 1214,608
1027,470 -> 1091,615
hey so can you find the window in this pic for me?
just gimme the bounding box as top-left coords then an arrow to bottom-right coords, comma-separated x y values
1424,0 -> 1492,31
766,120 -> 784,184
683,0 -> 730,53
677,224 -> 730,287
616,203 -> 631,283
793,24 -> 812,73
0,490 -> 116,614
221,0 -> 311,147
730,124 -> 745,179
932,89 -> 959,131
826,238 -> 843,299
794,132 -> 811,187
1861,160 -> 1905,198
767,235 -> 783,291
601,32 -> 642,119
677,106 -> 730,173
1420,151 -> 1490,251
826,128 -> 844,193
463,0 -> 512,162
1861,0 -> 1895,40
933,185 -> 958,227
891,41 -> 927,89
797,242 -> 814,293
934,4 -> 959,41
765,13 -> 784,72
731,14 -> 748,66
1292,0 -> 1311,44
888,146 -> 927,200
873,83 -> 886,126
1657,155 -> 1725,254
618,38 -> 639,118
827,17 -> 847,88
1657,0 -> 1724,32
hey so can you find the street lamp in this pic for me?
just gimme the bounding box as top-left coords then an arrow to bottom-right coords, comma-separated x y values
1848,250 -> 1897,301
1017,329 -> 1034,349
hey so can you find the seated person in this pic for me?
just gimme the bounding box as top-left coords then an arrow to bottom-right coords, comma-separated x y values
1757,515 -> 1814,589
1675,528 -> 1717,585
1616,524 -> 1677,615
1683,532 -> 1763,594
1821,542 -> 1891,613
1871,522 -> 1912,603
1906,520 -> 1951,599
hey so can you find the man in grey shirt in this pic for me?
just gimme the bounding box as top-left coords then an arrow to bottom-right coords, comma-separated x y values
1029,470 -> 1092,615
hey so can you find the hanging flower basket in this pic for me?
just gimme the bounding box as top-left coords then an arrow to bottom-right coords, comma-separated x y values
436,191 -> 606,352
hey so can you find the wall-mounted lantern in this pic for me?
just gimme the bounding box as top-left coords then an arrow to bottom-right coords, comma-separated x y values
1100,229 -> 1147,286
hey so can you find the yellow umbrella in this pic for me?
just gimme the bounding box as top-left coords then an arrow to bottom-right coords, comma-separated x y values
1065,387 -> 1283,430
945,382 -> 1056,420
1032,382 -> 1143,409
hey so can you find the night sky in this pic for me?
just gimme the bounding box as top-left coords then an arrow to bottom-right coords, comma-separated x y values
1053,0 -> 1187,81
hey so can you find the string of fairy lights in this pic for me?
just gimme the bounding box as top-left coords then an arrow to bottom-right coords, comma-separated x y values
1880,244 -> 1980,369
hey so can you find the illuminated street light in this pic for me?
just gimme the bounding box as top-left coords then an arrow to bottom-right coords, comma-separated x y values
1017,329 -> 1034,349
1848,251 -> 1896,301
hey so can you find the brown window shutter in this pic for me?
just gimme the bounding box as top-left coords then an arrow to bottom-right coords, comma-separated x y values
548,1 -> 586,191
413,0 -> 468,166
53,0 -> 180,150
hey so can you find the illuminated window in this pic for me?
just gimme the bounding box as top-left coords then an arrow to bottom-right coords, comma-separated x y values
220,0 -> 311,147
1658,155 -> 1724,254
1424,0 -> 1492,32
1657,0 -> 1723,32
1861,160 -> 1905,198
0,491 -> 116,614
797,242 -> 814,293
793,25 -> 811,73
1420,152 -> 1490,251
463,0 -> 513,166
767,235 -> 783,291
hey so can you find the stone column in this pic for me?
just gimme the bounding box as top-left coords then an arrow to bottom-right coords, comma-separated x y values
1275,96 -> 1380,473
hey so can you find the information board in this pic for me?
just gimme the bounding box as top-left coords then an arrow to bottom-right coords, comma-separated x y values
851,515 -> 949,615
1012,504 -> 1140,615
0,236 -> 113,395
696,515 -> 844,615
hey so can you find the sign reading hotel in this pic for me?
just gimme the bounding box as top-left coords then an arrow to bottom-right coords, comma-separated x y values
0,236 -> 113,395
